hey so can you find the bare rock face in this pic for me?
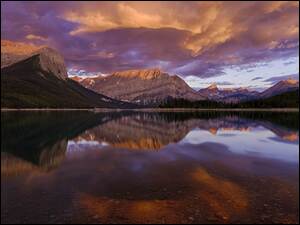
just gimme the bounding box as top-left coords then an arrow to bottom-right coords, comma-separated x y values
69,75 -> 85,82
112,68 -> 162,80
33,47 -> 68,80
73,68 -> 204,104
1,40 -> 67,80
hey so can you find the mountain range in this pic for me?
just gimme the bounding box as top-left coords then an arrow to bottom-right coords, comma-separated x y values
72,71 -> 299,105
1,41 -> 133,108
1,40 -> 299,108
197,83 -> 260,103
71,68 -> 204,104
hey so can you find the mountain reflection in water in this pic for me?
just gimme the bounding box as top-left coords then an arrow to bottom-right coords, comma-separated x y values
1,111 -> 299,224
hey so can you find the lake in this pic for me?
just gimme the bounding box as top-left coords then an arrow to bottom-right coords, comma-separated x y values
1,111 -> 299,224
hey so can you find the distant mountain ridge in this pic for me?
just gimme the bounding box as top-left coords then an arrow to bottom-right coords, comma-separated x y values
73,68 -> 205,104
259,79 -> 299,98
198,83 -> 259,103
73,70 -> 299,105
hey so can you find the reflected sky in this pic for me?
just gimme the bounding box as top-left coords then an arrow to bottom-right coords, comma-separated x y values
180,127 -> 298,163
1,111 -> 299,224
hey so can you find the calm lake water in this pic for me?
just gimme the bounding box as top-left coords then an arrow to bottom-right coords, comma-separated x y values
1,111 -> 299,224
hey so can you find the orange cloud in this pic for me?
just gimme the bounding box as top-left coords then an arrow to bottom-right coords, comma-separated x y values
62,1 -> 299,56
26,34 -> 48,41
2,1 -> 298,76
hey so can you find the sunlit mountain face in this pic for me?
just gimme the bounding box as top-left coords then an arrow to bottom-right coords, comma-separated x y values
1,1 -> 299,90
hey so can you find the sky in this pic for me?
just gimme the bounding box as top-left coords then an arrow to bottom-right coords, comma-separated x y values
1,1 -> 299,90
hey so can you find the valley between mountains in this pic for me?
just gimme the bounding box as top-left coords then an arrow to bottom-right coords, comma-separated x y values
1,40 -> 299,109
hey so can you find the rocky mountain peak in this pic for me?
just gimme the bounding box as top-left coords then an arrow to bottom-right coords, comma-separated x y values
1,40 -> 67,79
260,79 -> 299,98
283,78 -> 299,85
112,68 -> 163,80
69,75 -> 84,82
235,87 -> 250,92
33,47 -> 68,80
74,68 -> 204,103
207,83 -> 218,90
273,79 -> 299,88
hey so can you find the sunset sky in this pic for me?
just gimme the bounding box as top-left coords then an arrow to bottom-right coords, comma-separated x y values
1,1 -> 299,90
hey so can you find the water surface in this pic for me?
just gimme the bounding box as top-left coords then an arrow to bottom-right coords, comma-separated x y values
1,111 -> 299,224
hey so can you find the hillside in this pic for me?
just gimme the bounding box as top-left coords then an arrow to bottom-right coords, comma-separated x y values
1,50 -> 134,108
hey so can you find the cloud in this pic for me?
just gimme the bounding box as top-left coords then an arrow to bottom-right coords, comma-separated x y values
26,34 -> 47,41
67,68 -> 107,77
183,75 -> 236,89
61,2 -> 299,55
284,61 -> 296,66
1,1 -> 299,78
252,77 -> 263,81
213,81 -> 234,86
264,74 -> 299,84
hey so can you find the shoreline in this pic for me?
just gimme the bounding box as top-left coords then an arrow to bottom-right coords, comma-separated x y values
1,108 -> 299,112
